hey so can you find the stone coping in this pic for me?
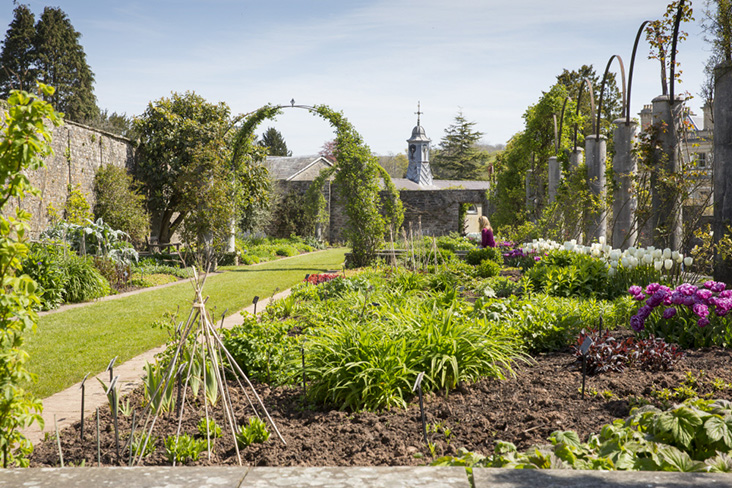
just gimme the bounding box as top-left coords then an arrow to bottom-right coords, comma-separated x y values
1,466 -> 731,487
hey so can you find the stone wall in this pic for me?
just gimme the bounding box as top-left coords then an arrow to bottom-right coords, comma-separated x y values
3,120 -> 135,237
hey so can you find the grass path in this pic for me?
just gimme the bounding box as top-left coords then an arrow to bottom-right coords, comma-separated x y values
26,248 -> 347,398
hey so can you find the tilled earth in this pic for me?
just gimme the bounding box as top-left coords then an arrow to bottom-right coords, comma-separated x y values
30,343 -> 732,467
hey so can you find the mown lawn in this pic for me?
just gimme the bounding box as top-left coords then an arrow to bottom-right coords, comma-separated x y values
26,248 -> 347,398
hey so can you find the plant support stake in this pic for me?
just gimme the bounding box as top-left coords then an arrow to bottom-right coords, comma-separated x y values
107,356 -> 118,383
412,372 -> 428,447
54,414 -> 64,468
96,407 -> 100,466
580,336 -> 593,397
79,373 -> 89,445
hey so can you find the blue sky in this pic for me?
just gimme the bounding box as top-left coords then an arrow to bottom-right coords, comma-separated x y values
0,1 -> 712,156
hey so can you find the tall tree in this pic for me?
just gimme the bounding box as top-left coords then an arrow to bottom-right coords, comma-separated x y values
0,4 -> 35,96
431,110 -> 488,180
134,91 -> 270,246
259,127 -> 292,156
33,7 -> 97,122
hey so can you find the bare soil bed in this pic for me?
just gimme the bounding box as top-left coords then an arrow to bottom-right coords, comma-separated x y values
30,341 -> 732,467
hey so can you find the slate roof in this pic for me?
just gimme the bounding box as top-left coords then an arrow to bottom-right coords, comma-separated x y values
265,155 -> 333,181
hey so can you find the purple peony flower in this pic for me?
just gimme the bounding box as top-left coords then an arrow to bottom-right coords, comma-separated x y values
645,283 -> 661,295
637,305 -> 653,320
629,285 -> 643,296
703,280 -> 716,289
677,283 -> 698,296
684,296 -> 696,307
662,307 -> 677,319
630,315 -> 645,332
693,303 -> 710,319
698,317 -> 710,327
696,289 -> 714,303
670,291 -> 685,305
647,289 -> 668,308
720,290 -> 732,299
712,282 -> 727,293
716,298 -> 732,317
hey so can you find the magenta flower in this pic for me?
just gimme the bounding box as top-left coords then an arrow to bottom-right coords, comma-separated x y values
629,285 -> 643,296
720,290 -> 732,299
645,283 -> 661,294
692,303 -> 710,319
677,283 -> 698,296
696,289 -> 713,303
698,317 -> 710,327
630,315 -> 645,332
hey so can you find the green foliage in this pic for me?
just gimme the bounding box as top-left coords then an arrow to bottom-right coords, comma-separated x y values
259,126 -> 291,156
21,242 -> 67,310
197,418 -> 222,439
164,434 -> 207,464
93,164 -> 150,246
0,5 -> 36,97
222,315 -> 300,385
526,250 -> 612,299
465,247 -> 503,266
42,218 -> 138,265
135,92 -> 271,250
435,398 -> 732,472
0,84 -> 61,467
33,7 -> 98,123
436,233 -> 476,252
62,184 -> 93,224
431,110 -> 489,180
266,188 -> 317,238
130,432 -> 157,458
476,259 -> 501,278
142,361 -> 175,414
60,253 -> 110,303
235,417 -> 271,448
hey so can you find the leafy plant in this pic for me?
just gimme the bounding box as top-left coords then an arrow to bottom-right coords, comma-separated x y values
164,434 -> 207,464
476,259 -> 501,278
130,432 -> 157,458
60,253 -> 110,303
142,361 -> 175,413
0,84 -> 60,467
21,241 -> 68,310
465,247 -> 503,266
235,417 -> 271,447
572,330 -> 684,375
197,418 -> 222,439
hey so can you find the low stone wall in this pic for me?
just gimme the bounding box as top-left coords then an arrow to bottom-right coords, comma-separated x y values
3,120 -> 134,237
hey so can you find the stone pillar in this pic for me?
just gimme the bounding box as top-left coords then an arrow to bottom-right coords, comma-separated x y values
525,169 -> 533,211
612,119 -> 638,250
714,61 -> 732,283
585,135 -> 607,242
569,147 -> 584,170
649,95 -> 684,250
547,156 -> 560,203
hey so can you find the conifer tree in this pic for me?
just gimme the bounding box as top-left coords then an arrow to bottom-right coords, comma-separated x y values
260,127 -> 292,156
32,7 -> 98,122
0,4 -> 36,97
432,111 -> 488,180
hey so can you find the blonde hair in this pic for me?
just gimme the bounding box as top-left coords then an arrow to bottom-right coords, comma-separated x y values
479,215 -> 492,231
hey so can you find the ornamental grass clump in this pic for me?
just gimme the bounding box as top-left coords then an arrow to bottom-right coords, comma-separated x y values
629,281 -> 732,348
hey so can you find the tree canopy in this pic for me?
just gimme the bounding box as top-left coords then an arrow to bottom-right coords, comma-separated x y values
431,111 -> 489,180
0,5 -> 98,123
134,91 -> 270,246
259,127 -> 291,156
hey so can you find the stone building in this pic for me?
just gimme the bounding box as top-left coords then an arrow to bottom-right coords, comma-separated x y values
266,109 -> 491,241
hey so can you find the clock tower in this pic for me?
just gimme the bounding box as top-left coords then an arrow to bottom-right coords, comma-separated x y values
406,102 -> 433,186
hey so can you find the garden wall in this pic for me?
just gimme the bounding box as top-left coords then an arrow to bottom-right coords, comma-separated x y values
3,120 -> 134,237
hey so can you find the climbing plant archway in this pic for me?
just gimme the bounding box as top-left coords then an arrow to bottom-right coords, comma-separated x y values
231,103 -> 404,268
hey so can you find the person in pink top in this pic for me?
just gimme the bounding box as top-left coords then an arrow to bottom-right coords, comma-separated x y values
479,215 -> 496,248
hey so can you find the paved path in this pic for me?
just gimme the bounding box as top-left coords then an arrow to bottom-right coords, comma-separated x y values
24,277 -> 294,445
2,466 -> 732,487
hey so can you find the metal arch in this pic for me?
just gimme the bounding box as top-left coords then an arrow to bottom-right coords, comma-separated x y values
556,96 -> 571,155
572,78 -> 595,151
596,54 -> 627,134
626,20 -> 651,125
669,0 -> 686,105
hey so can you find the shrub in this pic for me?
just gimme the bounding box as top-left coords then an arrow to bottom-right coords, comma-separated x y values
465,247 -> 503,266
93,164 -> 150,247
275,245 -> 298,257
21,242 -> 68,310
436,233 -> 476,252
479,276 -> 522,298
61,254 -> 111,303
526,250 -> 610,299
476,259 -> 501,278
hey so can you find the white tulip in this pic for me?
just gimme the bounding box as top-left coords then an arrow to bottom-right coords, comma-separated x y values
628,247 -> 637,256
648,246 -> 656,253
654,260 -> 663,271
663,248 -> 671,259
684,256 -> 693,266
643,254 -> 653,265
672,250 -> 680,261
664,259 -> 673,270
609,267 -> 616,276
621,256 -> 630,268
653,249 -> 662,259
599,236 -> 606,245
